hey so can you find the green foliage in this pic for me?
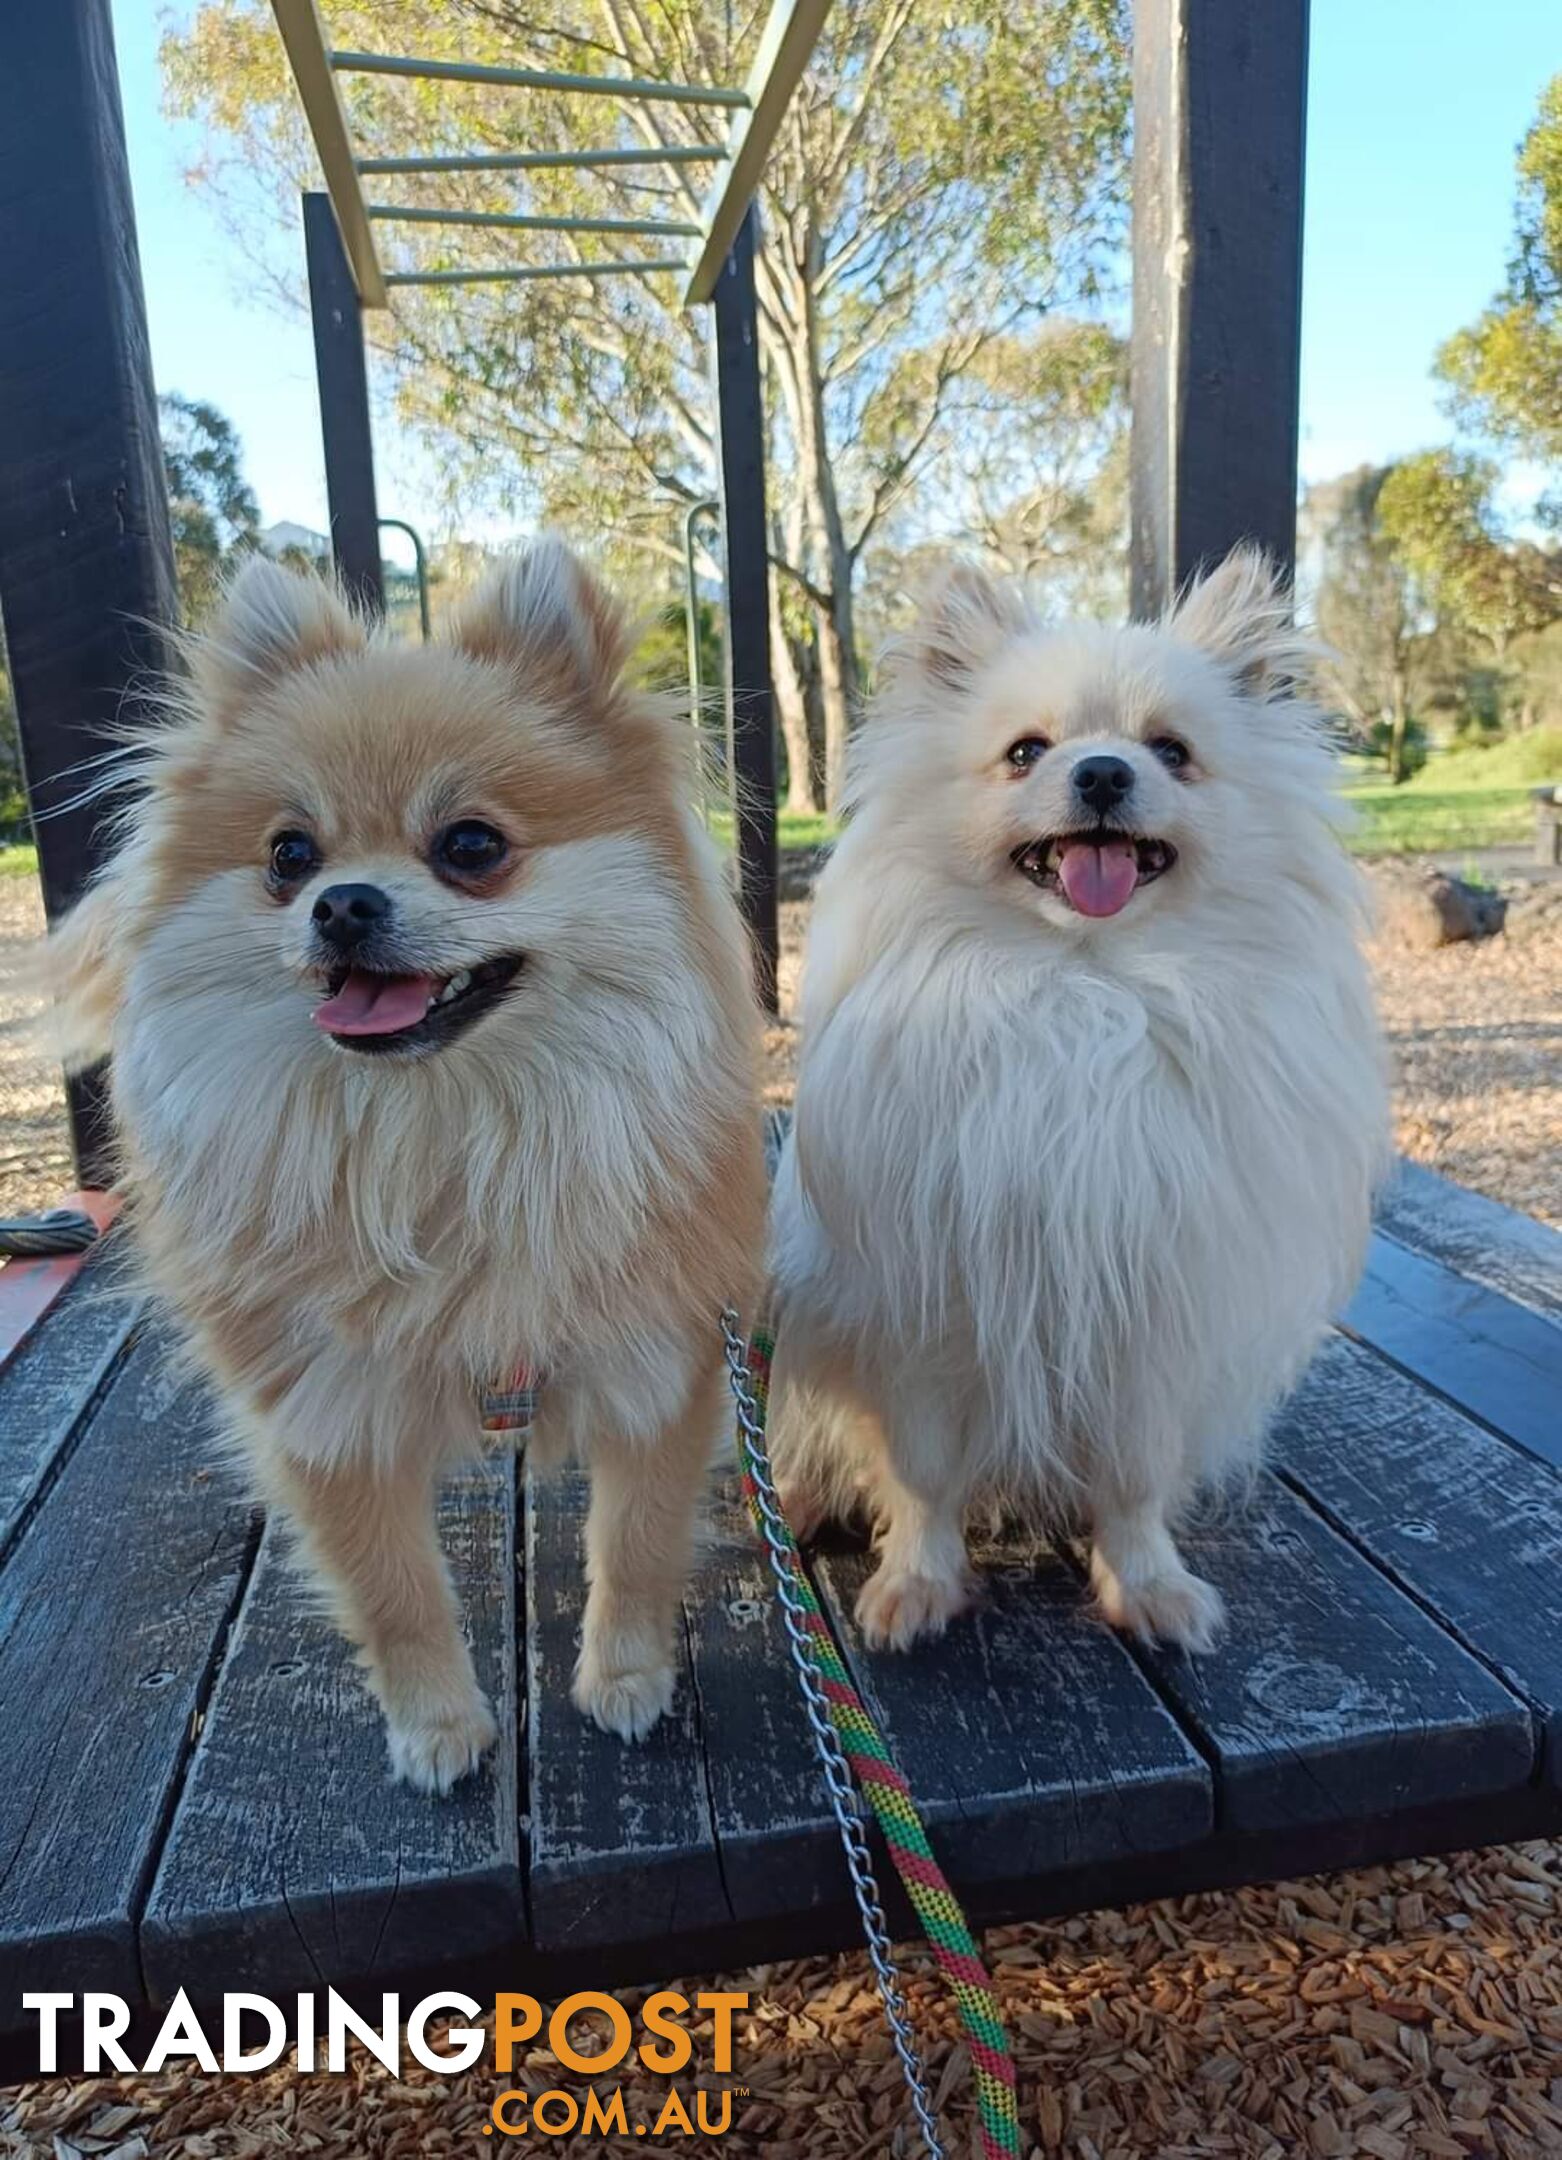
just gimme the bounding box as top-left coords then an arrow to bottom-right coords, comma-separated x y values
1436,76 -> 1562,462
1377,449 -> 1561,656
161,392 -> 261,624
920,319 -> 1128,613
636,597 -> 721,707
1363,714 -> 1429,780
1305,464 -> 1430,779
1310,449 -> 1562,782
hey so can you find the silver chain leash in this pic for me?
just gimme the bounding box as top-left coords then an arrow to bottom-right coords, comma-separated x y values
720,1308 -> 946,2160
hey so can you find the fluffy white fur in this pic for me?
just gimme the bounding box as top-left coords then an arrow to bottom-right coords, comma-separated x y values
48,542 -> 763,1789
770,548 -> 1391,1653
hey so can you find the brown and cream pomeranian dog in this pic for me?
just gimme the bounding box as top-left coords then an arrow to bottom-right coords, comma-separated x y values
771,549 -> 1389,1656
50,541 -> 763,1791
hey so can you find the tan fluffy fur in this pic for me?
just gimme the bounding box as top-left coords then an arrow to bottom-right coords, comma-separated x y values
49,542 -> 764,1791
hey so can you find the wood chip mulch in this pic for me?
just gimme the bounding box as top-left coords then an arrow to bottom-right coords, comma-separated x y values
5,1846 -> 1561,2155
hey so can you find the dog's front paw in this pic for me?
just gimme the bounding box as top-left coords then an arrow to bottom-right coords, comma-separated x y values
385,1689 -> 499,1795
855,1563 -> 972,1653
572,1650 -> 677,1742
1090,1552 -> 1225,1655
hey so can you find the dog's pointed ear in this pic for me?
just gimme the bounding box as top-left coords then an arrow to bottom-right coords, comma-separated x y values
907,560 -> 1029,692
195,555 -> 364,712
1169,546 -> 1313,696
448,538 -> 632,701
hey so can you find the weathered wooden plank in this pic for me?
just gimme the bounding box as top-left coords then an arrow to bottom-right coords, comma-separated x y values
1275,1333 -> 1562,1785
526,1465 -> 729,1951
0,1254 -> 140,1558
679,1476 -> 840,1924
1345,1232 -> 1562,1470
1375,1160 -> 1562,1323
1135,1476 -> 1535,1835
811,1533 -> 1212,1890
142,1454 -> 521,2006
0,1329 -> 255,2025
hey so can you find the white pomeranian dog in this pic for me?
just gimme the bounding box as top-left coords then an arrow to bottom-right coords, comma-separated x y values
770,547 -> 1390,1656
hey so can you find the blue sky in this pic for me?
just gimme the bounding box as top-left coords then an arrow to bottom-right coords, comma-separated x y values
114,1 -> 1559,539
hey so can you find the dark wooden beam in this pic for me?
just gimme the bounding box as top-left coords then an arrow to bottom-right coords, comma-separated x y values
303,191 -> 384,616
0,0 -> 180,1186
1129,0 -> 1310,617
711,204 -> 779,1014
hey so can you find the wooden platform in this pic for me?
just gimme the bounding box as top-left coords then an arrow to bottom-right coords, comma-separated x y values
1,1161 -> 1560,2068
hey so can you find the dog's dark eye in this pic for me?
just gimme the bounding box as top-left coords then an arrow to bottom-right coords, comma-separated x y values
434,820 -> 508,877
1150,735 -> 1191,775
1005,737 -> 1050,772
268,830 -> 319,890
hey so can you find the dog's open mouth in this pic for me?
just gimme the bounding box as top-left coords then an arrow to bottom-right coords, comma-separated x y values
1012,830 -> 1178,919
311,955 -> 525,1055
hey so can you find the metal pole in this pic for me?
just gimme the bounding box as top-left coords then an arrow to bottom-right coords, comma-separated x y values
385,260 -> 686,287
1129,0 -> 1309,616
304,191 -> 384,616
0,0 -> 180,1185
378,517 -> 430,641
330,50 -> 749,107
711,205 -> 779,1014
365,203 -> 701,237
358,146 -> 722,174
683,498 -> 720,738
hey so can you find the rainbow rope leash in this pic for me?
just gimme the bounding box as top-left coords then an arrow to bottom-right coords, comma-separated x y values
733,1320 -> 1020,2160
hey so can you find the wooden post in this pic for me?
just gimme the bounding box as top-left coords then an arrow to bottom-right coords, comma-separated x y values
304,191 -> 384,616
711,205 -> 779,1014
1129,0 -> 1310,618
0,0 -> 180,1185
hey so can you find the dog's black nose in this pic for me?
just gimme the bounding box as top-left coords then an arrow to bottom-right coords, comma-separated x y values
312,883 -> 391,950
1072,754 -> 1135,813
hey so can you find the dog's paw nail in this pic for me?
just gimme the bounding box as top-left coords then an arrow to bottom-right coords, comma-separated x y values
855,1567 -> 971,1653
386,1693 -> 498,1795
573,1657 -> 676,1742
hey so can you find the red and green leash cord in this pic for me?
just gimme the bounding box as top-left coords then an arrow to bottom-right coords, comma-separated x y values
727,1314 -> 1021,2160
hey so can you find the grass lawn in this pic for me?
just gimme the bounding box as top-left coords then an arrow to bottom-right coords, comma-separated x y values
0,842 -> 37,878
1342,724 -> 1559,855
709,808 -> 837,854
1341,784 -> 1536,855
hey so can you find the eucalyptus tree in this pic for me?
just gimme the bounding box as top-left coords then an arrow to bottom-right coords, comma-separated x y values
163,0 -> 1128,808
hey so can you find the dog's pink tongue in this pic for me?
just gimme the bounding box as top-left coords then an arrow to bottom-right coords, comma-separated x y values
1057,838 -> 1140,918
312,971 -> 435,1036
